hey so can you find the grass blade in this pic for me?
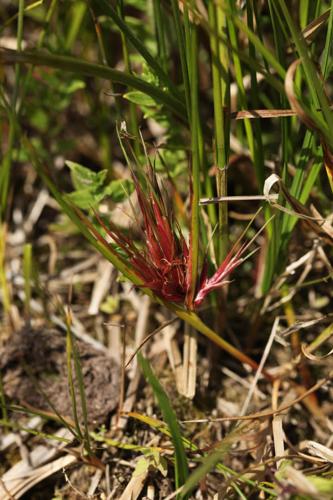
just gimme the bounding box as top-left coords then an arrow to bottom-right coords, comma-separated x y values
138,353 -> 189,495
0,49 -> 187,122
90,0 -> 179,99
180,423 -> 248,498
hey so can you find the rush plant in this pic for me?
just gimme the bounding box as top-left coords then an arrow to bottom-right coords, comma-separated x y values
26,136 -> 267,376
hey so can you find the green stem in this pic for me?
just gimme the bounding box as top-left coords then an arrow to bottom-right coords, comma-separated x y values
12,0 -> 25,107
209,2 -> 229,261
118,0 -> 139,143
170,304 -> 274,381
182,5 -> 202,307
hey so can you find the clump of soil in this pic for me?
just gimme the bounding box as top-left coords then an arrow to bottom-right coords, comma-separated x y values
0,327 -> 119,425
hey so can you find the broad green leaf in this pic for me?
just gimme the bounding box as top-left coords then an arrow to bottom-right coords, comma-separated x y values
66,189 -> 105,209
66,161 -> 107,191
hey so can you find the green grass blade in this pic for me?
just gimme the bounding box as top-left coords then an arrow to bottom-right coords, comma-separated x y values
0,0 -> 43,33
90,0 -> 179,99
152,0 -> 168,73
66,312 -> 92,453
0,113 -> 15,218
276,0 -> 333,144
127,412 -> 276,496
0,419 -> 72,444
224,6 -> 286,80
321,1 -> 333,78
0,370 -> 8,428
65,314 -> 83,441
208,1 -> 229,260
171,0 -> 191,120
138,353 -> 189,495
0,224 -> 11,313
225,0 -> 254,159
180,423 -> 249,498
0,49 -> 187,121
13,0 -> 25,106
183,5 -> 203,307
117,0 -> 139,152
245,1 -> 265,191
65,1 -> 87,51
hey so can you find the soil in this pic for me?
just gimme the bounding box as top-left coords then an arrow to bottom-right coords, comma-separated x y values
0,326 -> 120,426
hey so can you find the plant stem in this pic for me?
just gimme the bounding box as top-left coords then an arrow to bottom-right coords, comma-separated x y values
183,4 -> 202,307
170,304 -> 274,382
209,1 -> 229,261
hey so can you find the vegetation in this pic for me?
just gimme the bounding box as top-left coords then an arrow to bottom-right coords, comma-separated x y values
0,0 -> 333,498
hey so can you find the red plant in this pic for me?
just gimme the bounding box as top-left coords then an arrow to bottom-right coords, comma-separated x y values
92,171 -> 246,309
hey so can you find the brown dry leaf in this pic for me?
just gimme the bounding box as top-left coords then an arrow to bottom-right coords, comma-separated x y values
285,58 -> 333,192
0,427 -> 74,500
280,465 -> 319,497
301,441 -> 333,463
118,465 -> 148,500
302,9 -> 330,43
272,379 -> 285,469
285,59 -> 318,130
0,454 -> 76,500
301,343 -> 333,361
232,108 -> 297,120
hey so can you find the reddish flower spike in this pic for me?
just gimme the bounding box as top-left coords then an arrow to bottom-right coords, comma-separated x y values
194,246 -> 246,308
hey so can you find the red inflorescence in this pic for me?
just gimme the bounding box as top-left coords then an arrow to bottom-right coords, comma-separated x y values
96,172 -> 245,309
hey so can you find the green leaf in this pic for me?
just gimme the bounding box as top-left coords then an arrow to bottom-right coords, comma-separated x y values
307,476 -> 333,495
104,178 -> 134,203
66,189 -> 105,210
30,108 -> 49,133
124,90 -> 158,107
133,456 -> 150,476
62,79 -> 86,94
138,353 -> 189,497
66,161 -> 107,191
100,295 -> 119,314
